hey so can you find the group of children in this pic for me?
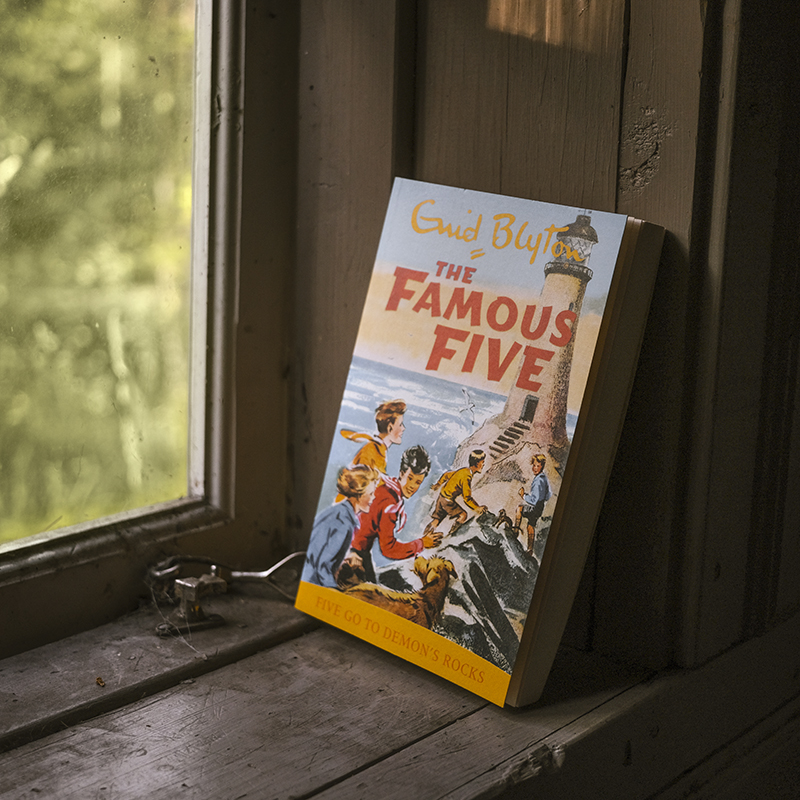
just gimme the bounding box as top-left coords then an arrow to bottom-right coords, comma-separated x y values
301,399 -> 551,590
303,400 -> 476,589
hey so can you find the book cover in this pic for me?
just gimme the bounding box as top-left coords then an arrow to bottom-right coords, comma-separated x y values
295,178 -> 663,706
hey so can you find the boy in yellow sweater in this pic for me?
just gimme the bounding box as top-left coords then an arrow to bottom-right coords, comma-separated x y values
424,449 -> 488,538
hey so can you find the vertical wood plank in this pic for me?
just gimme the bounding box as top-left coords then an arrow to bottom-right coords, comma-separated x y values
415,0 -> 508,192
599,0 -> 798,667
291,2 -> 402,539
684,0 -> 777,658
592,0 -> 705,668
416,0 -> 624,209
746,0 -> 800,629
664,0 -> 800,664
500,0 -> 623,208
776,364 -> 800,617
229,1 -> 298,561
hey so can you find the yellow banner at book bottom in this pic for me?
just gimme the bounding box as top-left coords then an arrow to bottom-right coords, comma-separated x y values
296,581 -> 511,706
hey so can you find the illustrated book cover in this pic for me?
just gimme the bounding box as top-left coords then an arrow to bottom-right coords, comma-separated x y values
295,178 -> 665,706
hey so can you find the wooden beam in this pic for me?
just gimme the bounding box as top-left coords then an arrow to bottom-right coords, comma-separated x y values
593,0 -> 705,669
291,1 -> 404,539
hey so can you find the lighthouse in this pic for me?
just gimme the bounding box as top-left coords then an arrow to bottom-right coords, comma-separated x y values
503,214 -> 596,450
452,213 -> 598,507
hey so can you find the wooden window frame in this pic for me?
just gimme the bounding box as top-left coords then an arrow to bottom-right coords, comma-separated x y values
0,1 -> 297,660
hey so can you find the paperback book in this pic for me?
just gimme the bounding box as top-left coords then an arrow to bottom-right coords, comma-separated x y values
295,178 -> 664,706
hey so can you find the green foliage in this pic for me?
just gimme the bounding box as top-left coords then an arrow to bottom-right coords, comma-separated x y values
0,0 -> 195,543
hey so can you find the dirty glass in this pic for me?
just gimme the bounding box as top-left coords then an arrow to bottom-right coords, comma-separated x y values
0,0 -> 196,544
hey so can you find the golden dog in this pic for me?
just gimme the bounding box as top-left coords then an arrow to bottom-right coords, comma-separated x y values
343,555 -> 457,629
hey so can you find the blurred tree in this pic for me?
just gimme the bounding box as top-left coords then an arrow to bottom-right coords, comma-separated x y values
0,0 -> 194,543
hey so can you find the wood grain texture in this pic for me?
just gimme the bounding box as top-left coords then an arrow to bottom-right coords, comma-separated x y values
2,599 -> 798,799
776,358 -> 800,617
291,1 -> 401,540
684,0 -> 775,661
654,0 -> 800,664
0,629 -> 484,800
652,692 -> 800,799
312,645 -> 646,800
229,1 -> 299,561
415,0 -> 624,209
4,605 -> 793,799
0,585 -> 313,752
743,0 -> 800,632
592,0 -> 705,669
316,610 -> 800,800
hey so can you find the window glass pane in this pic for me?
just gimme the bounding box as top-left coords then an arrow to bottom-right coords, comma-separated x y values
0,0 -> 195,544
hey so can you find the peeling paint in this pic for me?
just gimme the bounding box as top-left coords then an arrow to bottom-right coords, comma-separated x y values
619,107 -> 674,195
498,741 -> 566,789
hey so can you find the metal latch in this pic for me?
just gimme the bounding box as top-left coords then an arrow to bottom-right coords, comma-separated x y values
148,552 -> 305,637
155,572 -> 228,637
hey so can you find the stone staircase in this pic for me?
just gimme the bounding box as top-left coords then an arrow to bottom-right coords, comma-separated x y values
489,420 -> 531,458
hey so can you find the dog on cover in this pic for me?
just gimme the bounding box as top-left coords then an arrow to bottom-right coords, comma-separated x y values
342,555 -> 457,629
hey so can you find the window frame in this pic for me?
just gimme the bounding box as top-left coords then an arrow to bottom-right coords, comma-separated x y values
0,0 -> 295,659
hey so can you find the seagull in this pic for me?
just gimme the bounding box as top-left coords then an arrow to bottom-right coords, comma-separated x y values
459,386 -> 476,426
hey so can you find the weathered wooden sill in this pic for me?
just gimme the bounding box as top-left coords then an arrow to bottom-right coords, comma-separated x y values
0,582 -> 316,754
1,585 -> 799,799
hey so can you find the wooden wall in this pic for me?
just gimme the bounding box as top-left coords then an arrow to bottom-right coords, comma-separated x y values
289,0 -> 800,672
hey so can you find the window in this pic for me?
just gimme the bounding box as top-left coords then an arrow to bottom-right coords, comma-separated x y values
0,2 -> 297,659
0,0 -> 197,546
